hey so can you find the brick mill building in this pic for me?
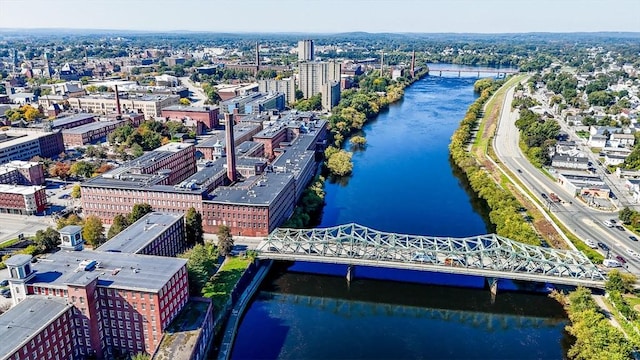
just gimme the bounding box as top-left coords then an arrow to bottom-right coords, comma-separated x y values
160,105 -> 220,134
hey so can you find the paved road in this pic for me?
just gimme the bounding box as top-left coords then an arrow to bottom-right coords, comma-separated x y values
493,81 -> 640,275
0,214 -> 55,243
179,76 -> 207,106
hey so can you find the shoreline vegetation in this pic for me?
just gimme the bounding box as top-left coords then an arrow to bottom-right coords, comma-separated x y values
449,77 -> 541,245
283,67 -> 429,228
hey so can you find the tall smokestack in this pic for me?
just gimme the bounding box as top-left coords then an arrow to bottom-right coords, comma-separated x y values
255,42 -> 260,71
114,85 -> 122,115
225,112 -> 238,183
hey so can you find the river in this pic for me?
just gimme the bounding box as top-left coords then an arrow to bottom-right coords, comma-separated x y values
230,67 -> 569,359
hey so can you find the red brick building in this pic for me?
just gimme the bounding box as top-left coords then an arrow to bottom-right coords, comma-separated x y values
0,161 -> 45,185
3,248 -> 189,359
161,105 -> 220,134
252,124 -> 288,160
62,120 -> 124,147
0,185 -> 46,215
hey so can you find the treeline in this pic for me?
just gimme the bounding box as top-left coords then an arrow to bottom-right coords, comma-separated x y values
108,120 -> 194,159
282,177 -> 326,228
514,109 -> 560,167
449,78 -> 540,245
552,286 -> 633,360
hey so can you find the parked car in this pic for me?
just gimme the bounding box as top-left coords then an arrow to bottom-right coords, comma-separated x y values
585,239 -> 598,249
0,288 -> 10,298
0,279 -> 8,287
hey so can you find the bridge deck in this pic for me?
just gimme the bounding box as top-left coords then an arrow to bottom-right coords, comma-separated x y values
256,224 -> 606,289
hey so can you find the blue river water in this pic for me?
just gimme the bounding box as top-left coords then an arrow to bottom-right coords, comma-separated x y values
230,69 -> 569,360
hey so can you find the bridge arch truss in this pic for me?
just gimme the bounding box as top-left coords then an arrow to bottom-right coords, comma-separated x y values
257,223 -> 605,287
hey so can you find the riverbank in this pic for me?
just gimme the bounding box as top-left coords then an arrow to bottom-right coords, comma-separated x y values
449,76 -> 541,245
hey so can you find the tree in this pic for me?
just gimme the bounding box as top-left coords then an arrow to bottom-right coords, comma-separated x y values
605,270 -> 636,294
34,227 -> 60,253
185,207 -> 203,246
22,105 -> 43,121
70,184 -> 81,199
107,214 -> 130,239
326,150 -> 354,176
49,162 -> 71,180
618,207 -> 634,225
70,161 -> 97,178
350,136 -> 367,149
128,203 -> 153,224
217,225 -> 234,257
83,215 -> 105,247
179,243 -> 218,295
56,214 -> 83,229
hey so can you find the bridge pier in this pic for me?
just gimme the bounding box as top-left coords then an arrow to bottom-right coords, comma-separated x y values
346,265 -> 355,283
486,277 -> 498,303
458,71 -> 461,78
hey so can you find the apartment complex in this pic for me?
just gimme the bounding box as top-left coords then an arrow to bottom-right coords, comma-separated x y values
67,94 -> 180,119
298,61 -> 341,109
0,161 -> 45,185
0,130 -> 64,164
258,77 -> 296,105
221,92 -> 285,115
0,184 -> 46,215
297,40 -> 314,62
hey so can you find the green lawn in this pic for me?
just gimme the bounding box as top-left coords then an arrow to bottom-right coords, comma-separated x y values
202,256 -> 252,312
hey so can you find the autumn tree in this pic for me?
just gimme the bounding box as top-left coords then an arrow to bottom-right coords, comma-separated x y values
83,215 -> 105,247
217,225 -> 234,257
56,214 -> 83,229
326,150 -> 354,176
49,162 -> 71,180
70,184 -> 81,199
350,136 -> 367,149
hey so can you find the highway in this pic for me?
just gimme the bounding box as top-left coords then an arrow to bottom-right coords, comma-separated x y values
493,82 -> 640,275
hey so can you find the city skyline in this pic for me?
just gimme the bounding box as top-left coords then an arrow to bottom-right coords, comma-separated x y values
0,0 -> 639,34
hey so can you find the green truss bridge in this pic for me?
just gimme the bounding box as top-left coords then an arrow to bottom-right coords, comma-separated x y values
256,223 -> 606,289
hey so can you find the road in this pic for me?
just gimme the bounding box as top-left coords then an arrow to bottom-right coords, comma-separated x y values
0,213 -> 55,244
179,76 -> 207,106
493,81 -> 640,275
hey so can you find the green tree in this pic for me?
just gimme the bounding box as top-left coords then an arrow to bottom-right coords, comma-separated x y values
350,136 -> 367,149
326,150 -> 354,176
618,207 -> 634,225
217,225 -> 234,257
179,243 -> 218,295
107,214 -> 130,239
82,215 -> 105,247
34,227 -> 60,253
70,184 -> 81,199
185,207 -> 204,246
56,214 -> 83,229
128,203 -> 153,224
605,270 -> 636,294
70,161 -> 96,178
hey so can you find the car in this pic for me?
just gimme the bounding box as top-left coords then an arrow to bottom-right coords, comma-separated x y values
626,248 -> 637,257
630,236 -> 639,242
0,279 -> 7,287
516,169 -> 522,173
610,219 -> 617,224
598,242 -> 610,251
0,289 -> 10,298
616,225 -> 625,231
541,193 -> 548,199
603,220 -> 614,228
616,255 -> 627,264
585,239 -> 598,249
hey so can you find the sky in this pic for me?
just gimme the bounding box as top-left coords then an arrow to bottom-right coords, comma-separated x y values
0,0 -> 639,34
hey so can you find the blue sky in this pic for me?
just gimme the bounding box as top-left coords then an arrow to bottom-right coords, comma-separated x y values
1,0 -> 638,33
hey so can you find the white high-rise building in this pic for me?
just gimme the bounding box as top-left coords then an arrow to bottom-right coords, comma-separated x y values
298,61 -> 341,101
258,78 -> 296,105
297,40 -> 314,62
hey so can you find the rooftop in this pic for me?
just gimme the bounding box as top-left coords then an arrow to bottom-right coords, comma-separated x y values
206,172 -> 293,206
0,184 -> 43,195
0,296 -> 72,359
61,120 -> 123,135
50,113 -> 96,129
0,160 -> 40,177
162,105 -> 219,113
97,212 -> 184,254
154,298 -> 212,360
29,249 -> 186,292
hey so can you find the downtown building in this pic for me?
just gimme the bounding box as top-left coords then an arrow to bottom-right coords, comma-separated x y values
160,105 -> 220,135
298,61 -> 342,110
67,94 -> 180,119
81,112 -> 327,236
0,219 -> 213,360
258,77 -> 296,105
0,130 -> 64,165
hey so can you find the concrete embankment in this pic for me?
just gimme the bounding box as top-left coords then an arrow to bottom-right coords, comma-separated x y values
216,260 -> 273,360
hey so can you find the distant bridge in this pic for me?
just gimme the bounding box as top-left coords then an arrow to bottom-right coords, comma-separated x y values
428,68 -> 519,77
256,224 -> 605,290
